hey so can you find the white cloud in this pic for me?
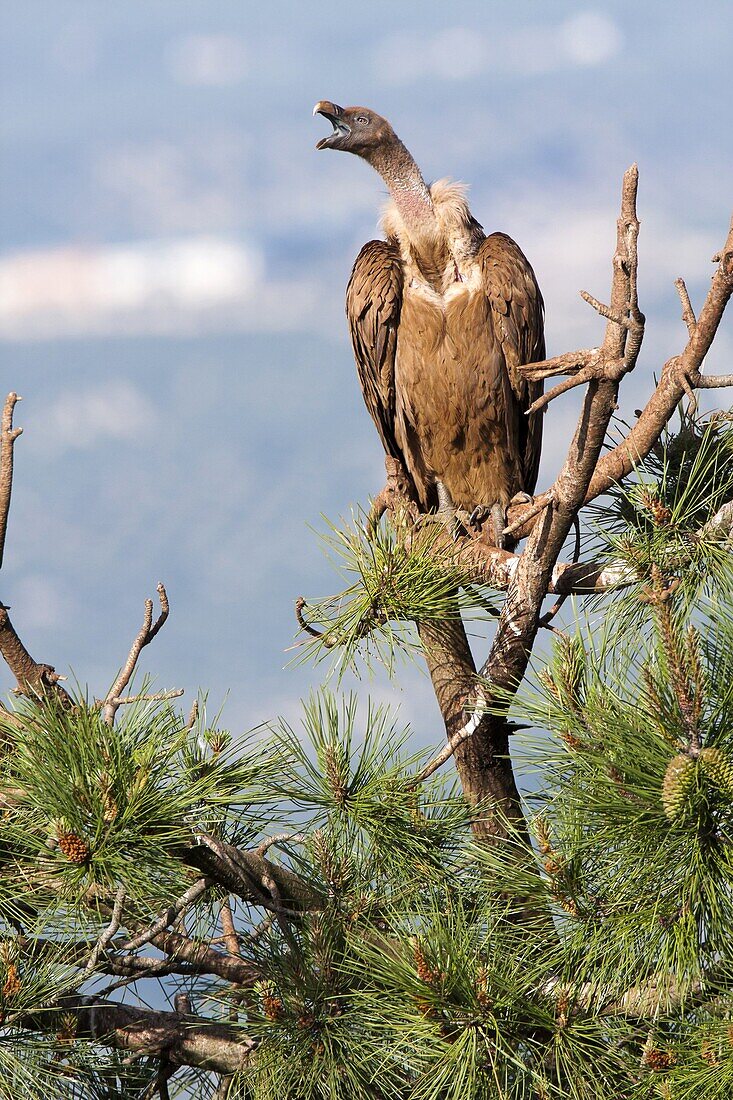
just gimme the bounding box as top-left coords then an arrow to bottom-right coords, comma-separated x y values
373,12 -> 622,84
166,34 -> 249,87
560,12 -> 622,67
35,382 -> 156,453
0,237 -> 265,339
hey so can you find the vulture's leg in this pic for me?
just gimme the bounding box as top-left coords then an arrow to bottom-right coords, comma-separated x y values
435,481 -> 470,541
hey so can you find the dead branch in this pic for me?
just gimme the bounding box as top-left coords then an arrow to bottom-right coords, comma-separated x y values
675,277 -> 697,337
0,392 -> 22,570
503,492 -> 554,539
517,347 -> 604,381
102,583 -> 170,725
694,372 -> 733,388
526,358 -> 626,415
187,832 -> 325,914
120,877 -> 212,952
96,688 -> 185,710
0,603 -> 73,707
295,595 -> 329,641
502,216 -> 733,539
151,927 -> 260,985
185,698 -> 199,731
0,393 -> 73,707
255,832 -> 306,858
584,214 -> 733,502
407,166 -> 643,844
86,884 -> 126,971
409,690 -> 487,787
220,898 -> 240,959
17,997 -> 257,1075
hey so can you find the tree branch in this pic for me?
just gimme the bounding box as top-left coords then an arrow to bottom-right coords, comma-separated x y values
500,215 -> 733,539
102,583 -> 170,725
584,215 -> 733,502
412,167 -> 643,844
120,878 -> 212,952
184,833 -> 325,913
18,998 -> 256,1075
0,392 -> 22,570
0,604 -> 73,706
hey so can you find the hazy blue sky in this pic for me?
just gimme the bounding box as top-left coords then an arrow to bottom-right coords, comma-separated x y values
1,0 -> 731,747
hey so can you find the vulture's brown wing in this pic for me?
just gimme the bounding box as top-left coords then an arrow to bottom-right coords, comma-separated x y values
477,232 -> 546,496
346,239 -> 405,462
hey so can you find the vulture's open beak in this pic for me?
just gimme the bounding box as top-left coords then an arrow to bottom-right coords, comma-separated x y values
313,101 -> 350,149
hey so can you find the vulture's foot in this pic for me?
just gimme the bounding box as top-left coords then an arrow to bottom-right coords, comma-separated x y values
510,491 -> 534,506
435,481 -> 470,541
469,502 -> 509,549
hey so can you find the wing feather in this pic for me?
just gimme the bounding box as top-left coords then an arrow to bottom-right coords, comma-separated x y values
346,239 -> 405,463
477,233 -> 546,496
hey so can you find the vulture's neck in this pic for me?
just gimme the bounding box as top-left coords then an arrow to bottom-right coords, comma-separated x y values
368,139 -> 437,238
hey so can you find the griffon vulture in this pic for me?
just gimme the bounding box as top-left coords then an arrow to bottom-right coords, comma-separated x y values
314,101 -> 545,546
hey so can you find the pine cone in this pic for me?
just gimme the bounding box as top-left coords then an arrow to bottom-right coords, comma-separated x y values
661,753 -> 697,821
698,746 -> 733,795
2,962 -> 20,998
257,981 -> 284,1022
413,940 -> 441,984
476,964 -> 491,1009
98,771 -> 118,823
57,829 -> 90,864
324,744 -> 348,805
642,1046 -> 676,1071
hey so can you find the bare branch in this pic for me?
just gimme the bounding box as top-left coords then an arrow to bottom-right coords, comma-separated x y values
586,215 -> 733,502
675,277 -> 697,336
255,832 -> 306,859
579,290 -> 630,328
517,347 -> 603,381
103,583 -> 170,725
694,372 -> 733,389
409,691 -> 487,787
0,603 -> 73,706
87,884 -> 126,972
414,166 -> 643,844
295,595 -> 328,640
98,688 -> 185,709
187,832 -> 325,914
150,927 -> 261,985
18,997 -> 256,1075
503,492 -> 553,539
697,498 -> 733,545
219,898 -> 240,959
0,392 -> 22,571
526,359 -> 625,415
120,878 -> 212,952
538,515 -> 581,631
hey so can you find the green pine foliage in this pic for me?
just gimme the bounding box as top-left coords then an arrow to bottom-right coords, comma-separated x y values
294,508 -> 499,677
2,412 -> 733,1097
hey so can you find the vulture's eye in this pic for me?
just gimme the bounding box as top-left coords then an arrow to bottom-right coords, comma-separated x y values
356,115 -> 369,125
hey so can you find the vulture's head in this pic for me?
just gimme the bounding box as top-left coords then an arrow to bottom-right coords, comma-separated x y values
313,101 -> 397,159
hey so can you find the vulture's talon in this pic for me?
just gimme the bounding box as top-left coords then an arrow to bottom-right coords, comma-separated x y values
510,491 -> 534,506
468,504 -> 489,529
468,503 -> 508,549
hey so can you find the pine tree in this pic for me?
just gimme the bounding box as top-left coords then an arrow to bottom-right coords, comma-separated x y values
0,177 -> 732,1099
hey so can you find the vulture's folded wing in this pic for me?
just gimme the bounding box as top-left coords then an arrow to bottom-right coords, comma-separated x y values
346,239 -> 405,462
477,232 -> 546,496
